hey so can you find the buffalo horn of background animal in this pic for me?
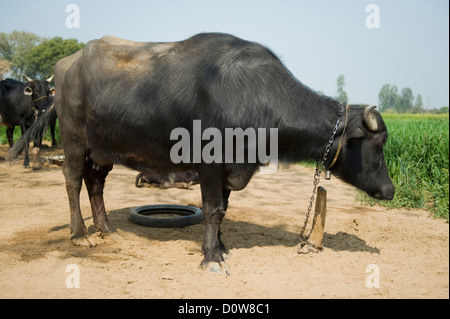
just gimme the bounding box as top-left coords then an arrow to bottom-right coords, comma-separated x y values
46,75 -> 54,83
23,75 -> 33,83
363,105 -> 378,132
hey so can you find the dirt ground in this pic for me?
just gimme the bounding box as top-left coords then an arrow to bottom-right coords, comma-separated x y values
0,143 -> 448,299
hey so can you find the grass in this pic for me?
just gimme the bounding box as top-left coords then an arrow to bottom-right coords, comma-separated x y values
0,126 -> 20,145
0,121 -> 61,145
358,113 -> 449,221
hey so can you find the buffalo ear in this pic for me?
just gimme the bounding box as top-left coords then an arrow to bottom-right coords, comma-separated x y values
24,87 -> 33,96
348,127 -> 365,139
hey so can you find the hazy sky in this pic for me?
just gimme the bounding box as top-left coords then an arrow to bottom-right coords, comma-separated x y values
1,0 -> 448,108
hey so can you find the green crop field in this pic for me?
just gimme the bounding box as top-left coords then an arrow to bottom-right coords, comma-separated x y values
0,125 -> 21,145
358,113 -> 449,221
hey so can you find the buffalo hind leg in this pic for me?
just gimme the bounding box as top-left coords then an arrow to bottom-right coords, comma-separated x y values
19,122 -> 31,168
83,158 -> 116,238
64,171 -> 96,247
63,147 -> 96,247
198,164 -> 229,274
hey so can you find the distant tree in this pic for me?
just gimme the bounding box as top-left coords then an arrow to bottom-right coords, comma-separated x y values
434,106 -> 449,114
414,94 -> 424,109
25,37 -> 85,79
336,74 -> 348,105
0,58 -> 11,80
409,94 -> 425,113
396,87 -> 414,113
378,84 -> 398,112
0,31 -> 42,80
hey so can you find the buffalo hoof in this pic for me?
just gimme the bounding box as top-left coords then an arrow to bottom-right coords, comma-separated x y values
71,234 -> 97,247
201,261 -> 230,276
98,230 -> 122,242
222,251 -> 231,260
32,163 -> 43,170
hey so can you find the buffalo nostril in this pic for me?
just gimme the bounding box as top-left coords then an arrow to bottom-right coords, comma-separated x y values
380,184 -> 395,200
371,184 -> 395,200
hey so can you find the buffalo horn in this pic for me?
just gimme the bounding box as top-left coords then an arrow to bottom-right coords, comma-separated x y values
363,105 -> 378,132
23,74 -> 33,83
46,75 -> 54,83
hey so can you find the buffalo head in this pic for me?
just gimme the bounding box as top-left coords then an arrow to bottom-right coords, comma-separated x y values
328,105 -> 395,200
22,75 -> 53,115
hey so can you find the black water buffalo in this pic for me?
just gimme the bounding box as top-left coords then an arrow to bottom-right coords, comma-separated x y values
0,76 -> 53,167
135,170 -> 199,188
8,33 -> 394,274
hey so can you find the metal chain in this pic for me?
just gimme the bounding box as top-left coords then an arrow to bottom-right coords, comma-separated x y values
299,112 -> 342,241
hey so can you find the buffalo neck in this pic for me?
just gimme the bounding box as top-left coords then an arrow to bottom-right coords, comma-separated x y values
277,88 -> 343,163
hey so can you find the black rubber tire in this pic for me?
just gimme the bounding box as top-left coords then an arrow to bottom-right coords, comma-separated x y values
129,204 -> 203,228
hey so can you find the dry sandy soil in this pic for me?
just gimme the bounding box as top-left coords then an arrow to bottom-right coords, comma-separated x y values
0,143 -> 448,299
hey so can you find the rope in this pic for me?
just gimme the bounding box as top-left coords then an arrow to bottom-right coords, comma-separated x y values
328,104 -> 350,169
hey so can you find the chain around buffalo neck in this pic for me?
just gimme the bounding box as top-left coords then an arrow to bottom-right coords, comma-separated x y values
299,106 -> 344,240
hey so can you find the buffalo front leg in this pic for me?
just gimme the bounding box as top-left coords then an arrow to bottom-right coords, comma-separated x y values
83,159 -> 116,237
6,126 -> 14,148
219,188 -> 231,259
198,164 -> 229,274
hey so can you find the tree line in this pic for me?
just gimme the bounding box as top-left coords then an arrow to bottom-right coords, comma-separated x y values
379,84 -> 428,114
334,75 -> 447,114
0,30 -> 85,81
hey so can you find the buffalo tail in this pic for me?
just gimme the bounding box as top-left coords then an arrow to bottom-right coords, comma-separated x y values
6,103 -> 56,164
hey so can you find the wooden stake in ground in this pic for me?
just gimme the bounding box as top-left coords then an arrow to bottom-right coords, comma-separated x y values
298,186 -> 327,254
